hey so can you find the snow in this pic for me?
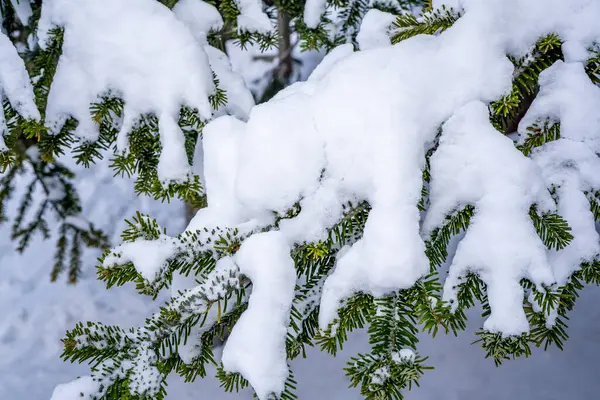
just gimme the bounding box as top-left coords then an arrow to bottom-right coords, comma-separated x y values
357,9 -> 396,51
306,44 -> 353,83
304,0 -> 327,29
173,1 -> 255,120
234,0 -> 272,34
37,0 -> 215,183
426,101 -> 554,335
222,232 -> 296,400
2,0 -> 600,398
0,25 -> 40,149
392,348 -> 416,363
194,0 -> 600,341
103,236 -> 179,283
0,29 -> 40,145
520,61 -> 600,285
49,376 -> 99,400
521,61 -> 600,147
370,366 -> 390,385
204,46 -> 255,120
172,0 -> 224,43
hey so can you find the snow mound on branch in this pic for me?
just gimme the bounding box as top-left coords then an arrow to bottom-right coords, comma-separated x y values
521,61 -> 600,285
83,0 -> 600,396
103,236 -> 180,283
357,9 -> 396,50
427,101 -> 555,335
172,3 -> 255,121
37,0 -> 215,183
191,3 -> 600,392
304,0 -> 327,29
0,31 -> 40,150
50,376 -> 99,400
222,232 -> 296,400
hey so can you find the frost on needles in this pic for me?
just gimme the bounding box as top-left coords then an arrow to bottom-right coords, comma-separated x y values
8,0 -> 596,398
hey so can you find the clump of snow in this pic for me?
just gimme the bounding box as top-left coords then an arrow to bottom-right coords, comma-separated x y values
221,232 -> 296,400
520,61 -> 600,147
520,61 -> 600,284
172,0 -> 223,43
234,0 -> 272,34
426,101 -> 555,335
392,348 -> 416,363
204,46 -> 255,120
103,237 -> 180,283
50,376 -> 99,400
304,0 -> 327,29
357,9 -> 396,51
306,44 -> 354,82
37,0 -> 215,183
0,30 -> 40,150
174,1 -> 256,119
125,344 -> 162,396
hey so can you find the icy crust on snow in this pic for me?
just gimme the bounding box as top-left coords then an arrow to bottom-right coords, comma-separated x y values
0,30 -> 40,150
520,61 -> 600,285
357,9 -> 396,51
426,102 -> 555,335
222,232 -> 296,400
37,0 -> 215,183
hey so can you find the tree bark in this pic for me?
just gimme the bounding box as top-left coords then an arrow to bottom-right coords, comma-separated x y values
277,10 -> 293,82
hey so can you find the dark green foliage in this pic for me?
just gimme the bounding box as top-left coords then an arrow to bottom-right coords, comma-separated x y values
518,120 -> 560,156
529,205 -> 573,251
391,5 -> 459,44
490,33 -> 563,134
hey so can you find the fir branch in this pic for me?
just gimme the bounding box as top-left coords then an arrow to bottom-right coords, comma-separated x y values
391,6 -> 460,44
529,204 -> 573,251
425,205 -> 474,269
473,331 -> 532,367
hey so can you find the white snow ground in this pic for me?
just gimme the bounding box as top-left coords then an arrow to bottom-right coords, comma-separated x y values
1,159 -> 599,400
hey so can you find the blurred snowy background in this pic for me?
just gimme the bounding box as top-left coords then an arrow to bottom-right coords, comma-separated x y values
2,42 -> 600,400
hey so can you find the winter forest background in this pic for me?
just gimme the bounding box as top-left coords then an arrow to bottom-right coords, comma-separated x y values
0,0 -> 600,400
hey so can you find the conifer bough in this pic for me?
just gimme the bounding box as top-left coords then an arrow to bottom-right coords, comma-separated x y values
0,0 -> 599,399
